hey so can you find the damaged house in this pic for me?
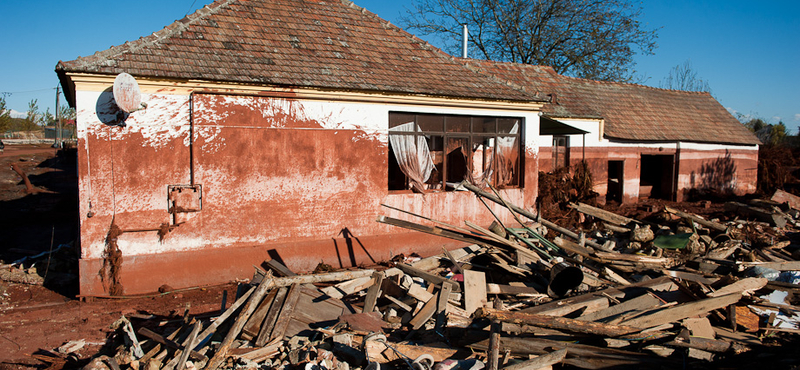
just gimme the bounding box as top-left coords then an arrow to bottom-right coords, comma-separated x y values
56,0 -> 760,297
473,62 -> 761,204
55,0 -> 547,296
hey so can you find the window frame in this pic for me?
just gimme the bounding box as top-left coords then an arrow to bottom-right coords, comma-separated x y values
388,112 -> 524,193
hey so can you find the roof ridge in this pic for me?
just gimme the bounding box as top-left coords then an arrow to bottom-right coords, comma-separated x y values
557,72 -> 712,96
58,0 -> 236,70
463,60 -> 545,99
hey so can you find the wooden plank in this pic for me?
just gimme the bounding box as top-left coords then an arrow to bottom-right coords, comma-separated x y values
469,336 -> 677,370
487,299 -> 502,370
465,221 -> 545,260
407,283 -> 435,303
441,247 -> 464,274
772,189 -> 800,210
196,285 -> 255,344
264,259 -> 297,277
254,287 -> 288,347
486,283 -> 541,296
707,277 -> 767,297
520,276 -> 676,316
137,328 -> 206,362
724,202 -> 787,228
205,275 -> 275,370
435,282 -> 453,331
320,276 -> 374,299
270,269 -> 375,287
553,236 -> 594,258
396,263 -> 460,292
458,182 -> 607,251
377,215 -> 506,251
663,206 -> 728,232
175,321 -> 202,370
474,307 -> 641,337
570,202 -> 638,226
410,288 -> 440,330
577,292 -> 663,323
362,271 -> 384,313
621,294 -> 742,330
241,288 -> 278,340
282,287 -> 357,339
740,261 -> 800,271
501,349 -> 567,370
269,284 -> 301,341
463,270 -> 488,315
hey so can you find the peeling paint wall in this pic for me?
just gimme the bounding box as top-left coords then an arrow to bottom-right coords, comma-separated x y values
75,86 -> 541,295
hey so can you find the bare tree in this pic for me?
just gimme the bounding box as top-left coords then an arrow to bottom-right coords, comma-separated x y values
659,60 -> 711,92
0,94 -> 11,134
401,0 -> 658,81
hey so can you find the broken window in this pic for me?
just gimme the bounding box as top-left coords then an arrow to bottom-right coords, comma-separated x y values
388,113 -> 523,192
552,135 -> 569,169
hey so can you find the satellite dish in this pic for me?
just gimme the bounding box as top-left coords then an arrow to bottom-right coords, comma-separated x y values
113,73 -> 145,113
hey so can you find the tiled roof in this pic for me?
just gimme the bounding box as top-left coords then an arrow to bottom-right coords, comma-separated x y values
56,0 -> 541,103
470,61 -> 761,146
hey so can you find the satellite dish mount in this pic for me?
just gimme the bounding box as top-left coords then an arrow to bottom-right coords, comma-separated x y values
113,73 -> 147,115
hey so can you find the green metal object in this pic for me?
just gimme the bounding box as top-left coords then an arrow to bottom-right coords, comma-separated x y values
653,233 -> 693,250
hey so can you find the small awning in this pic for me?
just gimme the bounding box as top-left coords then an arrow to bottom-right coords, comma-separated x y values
539,115 -> 589,135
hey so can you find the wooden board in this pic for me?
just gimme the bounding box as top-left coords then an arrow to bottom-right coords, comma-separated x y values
463,270 -> 488,315
279,286 -> 358,339
621,294 -> 742,330
255,286 -> 289,346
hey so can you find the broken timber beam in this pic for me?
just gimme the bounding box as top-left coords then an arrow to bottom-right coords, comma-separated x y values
664,206 -> 728,232
459,182 -> 606,251
724,202 -> 787,228
501,349 -> 567,370
620,293 -> 743,330
569,202 -> 638,226
474,307 -> 641,337
396,263 -> 460,292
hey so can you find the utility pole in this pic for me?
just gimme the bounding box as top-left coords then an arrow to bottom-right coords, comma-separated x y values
55,85 -> 60,147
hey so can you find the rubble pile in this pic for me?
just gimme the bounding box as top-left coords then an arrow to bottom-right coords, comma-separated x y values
31,187 -> 800,369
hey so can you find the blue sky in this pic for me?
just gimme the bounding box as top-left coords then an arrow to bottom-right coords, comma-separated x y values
1,0 -> 798,133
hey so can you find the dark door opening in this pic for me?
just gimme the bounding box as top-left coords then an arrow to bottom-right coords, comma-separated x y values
607,160 -> 624,203
640,154 -> 676,200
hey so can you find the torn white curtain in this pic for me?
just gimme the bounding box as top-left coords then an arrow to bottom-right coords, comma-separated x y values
495,122 -> 520,186
468,139 -> 494,187
389,122 -> 435,192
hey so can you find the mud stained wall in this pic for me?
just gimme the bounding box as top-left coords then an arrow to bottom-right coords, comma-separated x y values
76,90 -> 541,296
537,143 -> 758,204
676,147 -> 758,201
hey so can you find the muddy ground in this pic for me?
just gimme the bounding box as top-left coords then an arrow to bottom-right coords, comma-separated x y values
0,144 -> 793,368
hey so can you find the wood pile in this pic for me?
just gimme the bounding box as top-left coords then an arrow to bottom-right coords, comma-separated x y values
58,188 -> 800,369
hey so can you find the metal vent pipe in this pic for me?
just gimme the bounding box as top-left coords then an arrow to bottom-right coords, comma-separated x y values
462,24 -> 468,58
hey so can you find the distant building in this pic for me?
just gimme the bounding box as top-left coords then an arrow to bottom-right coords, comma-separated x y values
472,62 -> 760,203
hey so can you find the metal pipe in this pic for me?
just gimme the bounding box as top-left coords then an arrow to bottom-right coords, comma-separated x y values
462,24 -> 468,58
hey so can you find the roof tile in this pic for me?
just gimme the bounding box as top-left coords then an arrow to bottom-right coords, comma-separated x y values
57,0 -> 540,103
470,61 -> 760,146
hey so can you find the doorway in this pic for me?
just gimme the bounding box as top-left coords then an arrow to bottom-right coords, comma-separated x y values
640,154 -> 676,200
607,160 -> 624,203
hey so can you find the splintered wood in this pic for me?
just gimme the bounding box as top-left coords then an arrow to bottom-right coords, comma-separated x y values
88,189 -> 800,369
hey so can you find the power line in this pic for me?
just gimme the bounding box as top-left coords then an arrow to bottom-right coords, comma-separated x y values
0,88 -> 56,95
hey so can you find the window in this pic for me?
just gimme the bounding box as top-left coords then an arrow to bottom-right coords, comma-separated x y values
552,135 -> 569,169
388,112 -> 523,192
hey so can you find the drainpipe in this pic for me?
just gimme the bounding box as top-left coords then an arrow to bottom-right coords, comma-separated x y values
462,24 -> 468,58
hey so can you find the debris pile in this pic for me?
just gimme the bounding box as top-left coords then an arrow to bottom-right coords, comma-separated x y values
33,186 -> 800,369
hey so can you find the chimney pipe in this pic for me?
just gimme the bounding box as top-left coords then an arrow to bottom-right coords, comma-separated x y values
462,24 -> 468,58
